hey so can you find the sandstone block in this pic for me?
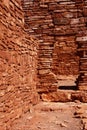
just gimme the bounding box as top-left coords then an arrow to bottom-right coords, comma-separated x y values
71,92 -> 87,103
41,91 -> 71,102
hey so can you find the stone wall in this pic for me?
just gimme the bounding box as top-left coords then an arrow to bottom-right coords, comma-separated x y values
0,0 -> 38,129
23,0 -> 87,92
76,1 -> 87,91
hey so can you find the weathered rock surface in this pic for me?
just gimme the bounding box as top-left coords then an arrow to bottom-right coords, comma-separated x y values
41,91 -> 71,102
71,92 -> 87,103
41,90 -> 87,103
23,0 -> 87,92
1,0 -> 87,129
0,0 -> 38,129
11,102 -> 85,130
74,104 -> 87,130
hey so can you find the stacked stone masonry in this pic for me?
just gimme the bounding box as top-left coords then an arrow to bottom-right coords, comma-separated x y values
1,0 -> 87,129
76,0 -> 87,90
0,0 -> 38,129
23,0 -> 87,92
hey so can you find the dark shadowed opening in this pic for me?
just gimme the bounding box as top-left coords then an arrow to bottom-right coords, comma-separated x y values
59,86 -> 77,90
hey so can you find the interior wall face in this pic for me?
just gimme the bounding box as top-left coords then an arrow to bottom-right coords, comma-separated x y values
23,0 -> 87,92
0,0 -> 38,129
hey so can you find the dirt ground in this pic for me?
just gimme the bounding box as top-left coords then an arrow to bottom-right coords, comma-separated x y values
12,102 -> 87,130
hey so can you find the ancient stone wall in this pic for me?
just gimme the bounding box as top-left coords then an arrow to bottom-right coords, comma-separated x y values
23,0 -> 87,92
0,0 -> 38,129
76,1 -> 87,91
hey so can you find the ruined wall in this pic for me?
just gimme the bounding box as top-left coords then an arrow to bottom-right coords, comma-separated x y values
23,0 -> 87,93
0,0 -> 38,129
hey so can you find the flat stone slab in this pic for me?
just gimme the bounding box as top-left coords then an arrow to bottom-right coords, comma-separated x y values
41,90 -> 87,103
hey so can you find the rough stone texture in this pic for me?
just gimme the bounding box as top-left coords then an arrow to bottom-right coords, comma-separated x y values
0,0 -> 38,129
11,102 -> 84,130
71,92 -> 87,103
0,1 -> 87,129
74,104 -> 87,130
41,90 -> 87,103
75,0 -> 87,91
23,0 -> 87,93
0,0 -> 87,129
41,91 -> 71,102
